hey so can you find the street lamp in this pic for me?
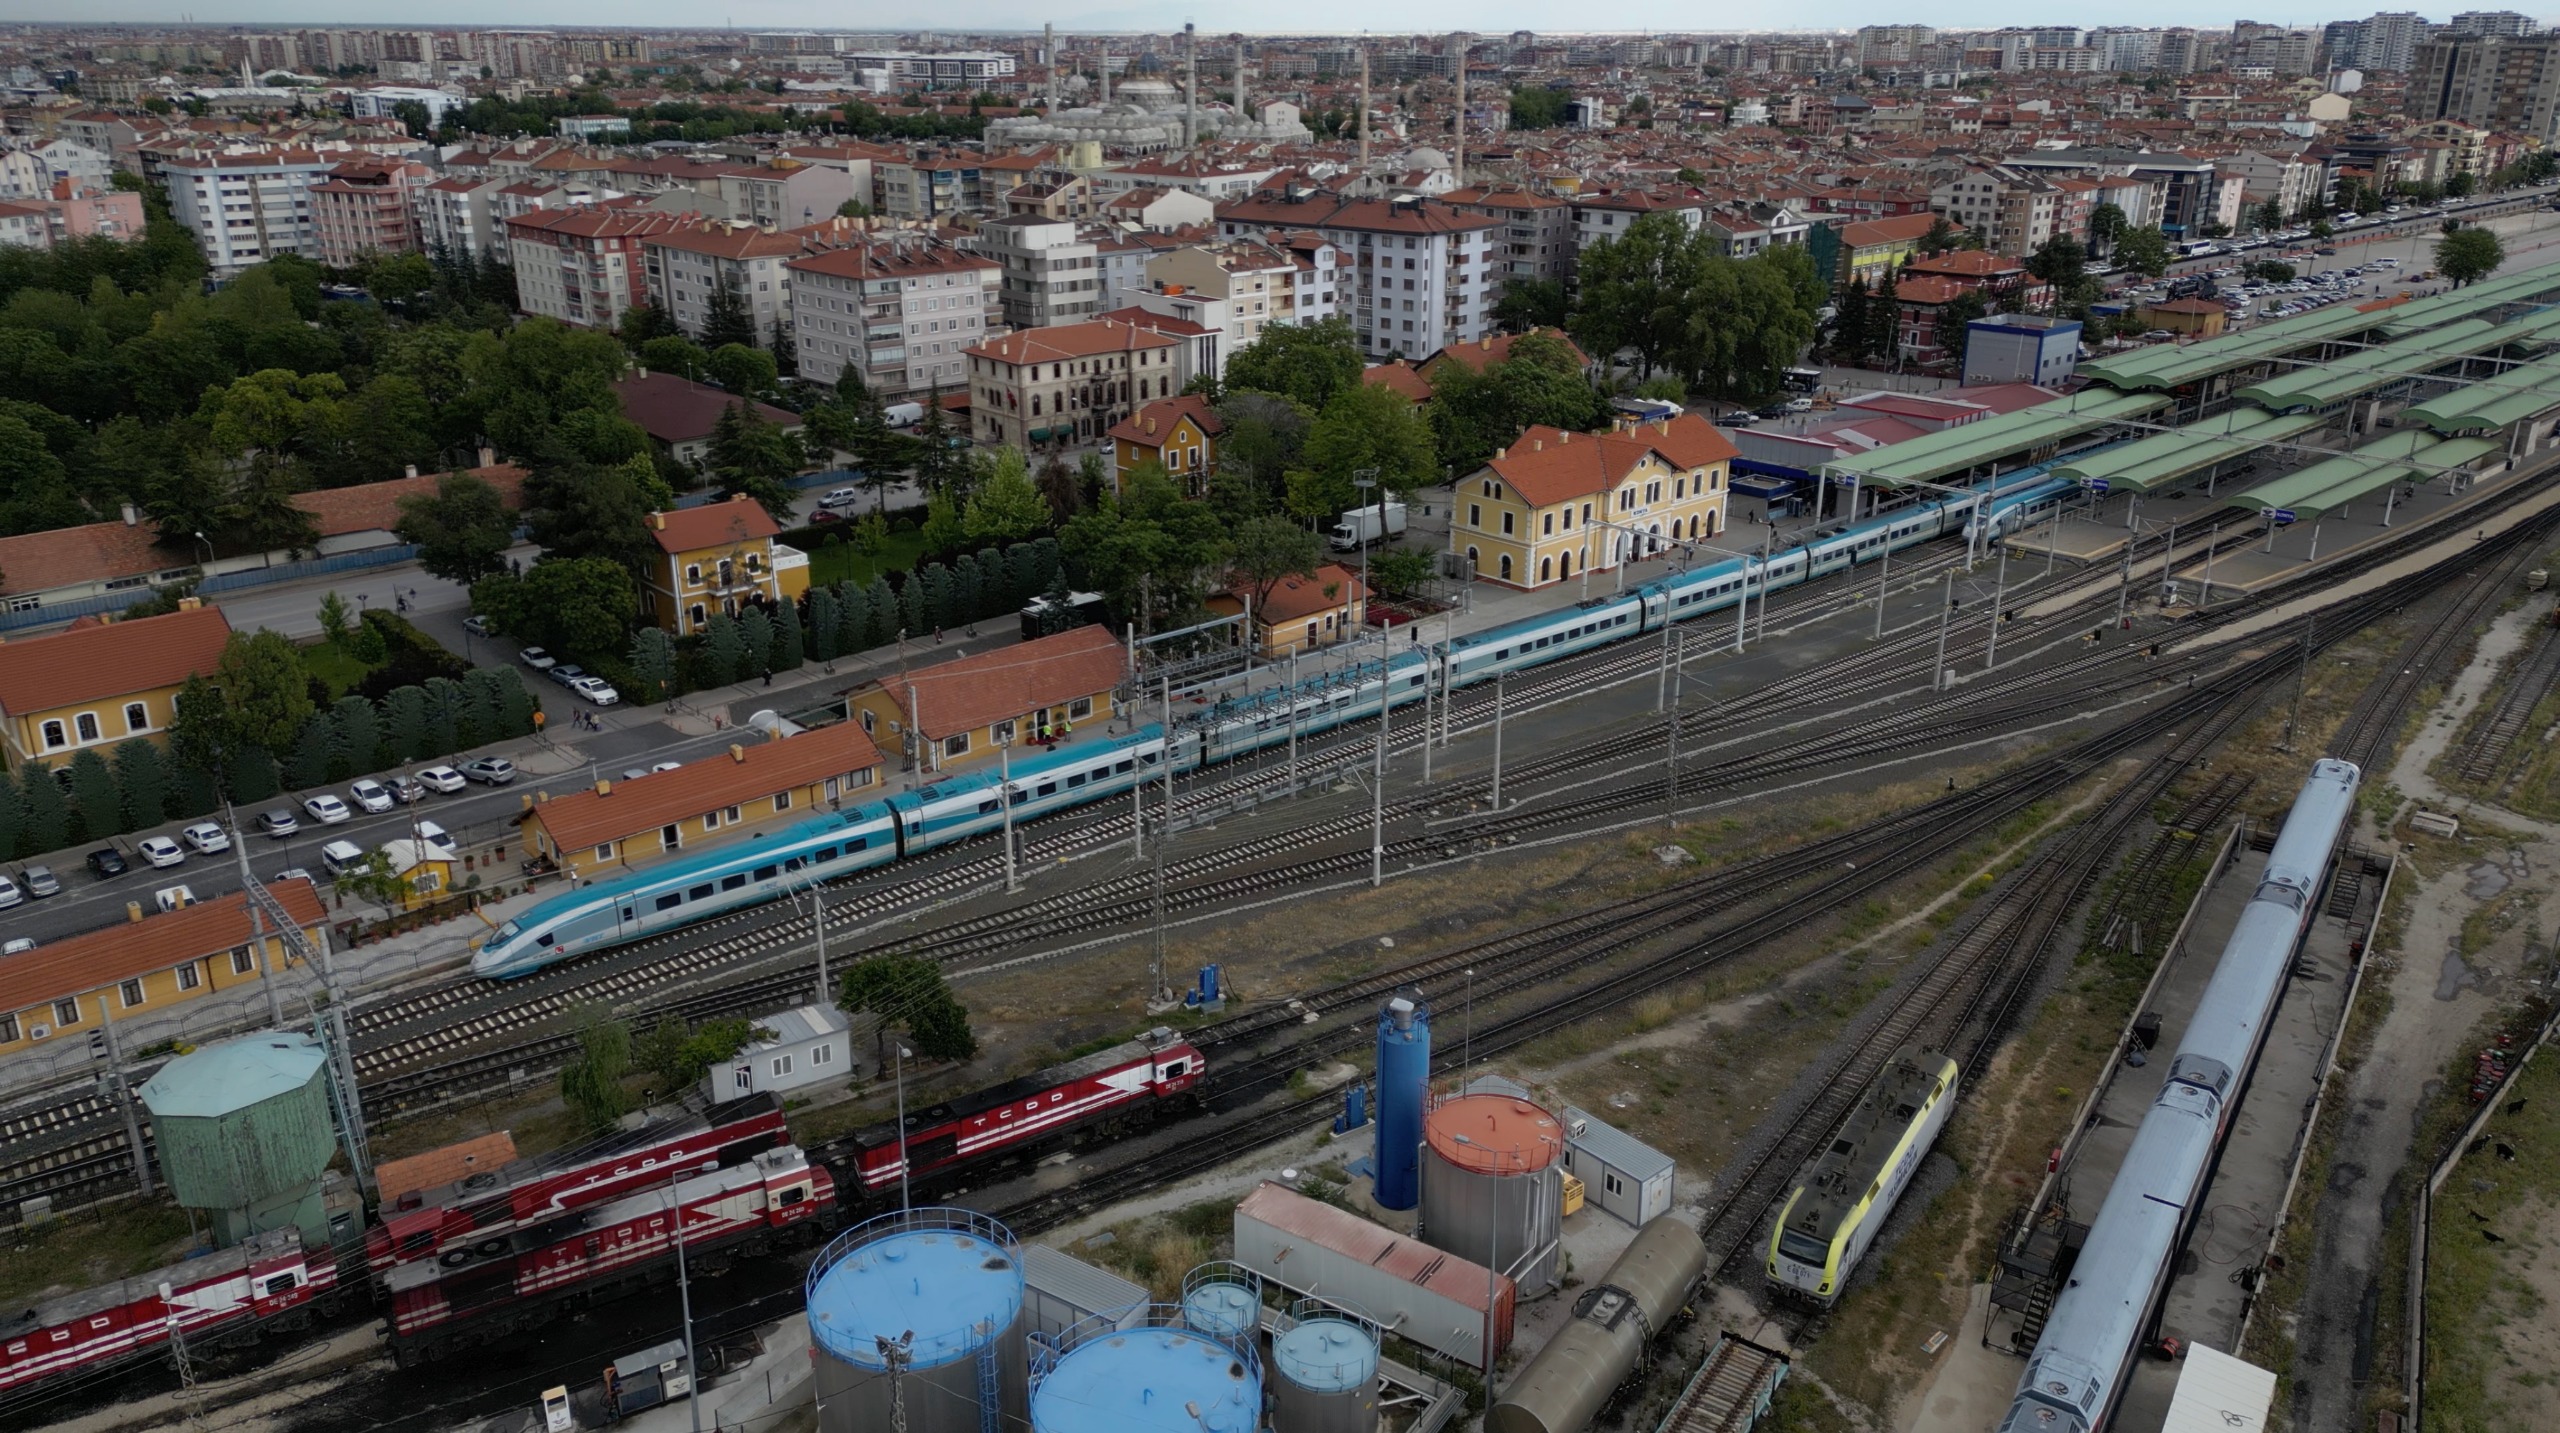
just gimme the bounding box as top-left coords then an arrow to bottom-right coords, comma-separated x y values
893,1043 -> 914,1213
190,530 -> 213,570
1351,469 -> 1380,633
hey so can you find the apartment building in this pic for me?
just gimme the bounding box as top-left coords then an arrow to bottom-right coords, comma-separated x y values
1127,236 -> 1325,372
787,238 -> 1001,399
640,222 -> 804,344
1566,190 -> 1704,277
308,158 -> 432,267
1928,164 -> 2073,256
878,152 -> 989,222
2413,33 -> 2560,144
970,215 -> 1105,329
716,162 -> 861,230
2216,149 -> 2328,220
161,149 -> 343,275
1212,189 -> 1500,362
2003,148 -> 2235,237
1443,186 -> 1572,286
416,174 -> 510,263
964,319 -> 1184,449
503,204 -> 693,329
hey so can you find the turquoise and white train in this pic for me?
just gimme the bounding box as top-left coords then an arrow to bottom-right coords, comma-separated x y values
472,455 -> 2098,980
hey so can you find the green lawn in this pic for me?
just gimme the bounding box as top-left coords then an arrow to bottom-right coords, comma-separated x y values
301,641 -> 374,699
802,529 -> 931,589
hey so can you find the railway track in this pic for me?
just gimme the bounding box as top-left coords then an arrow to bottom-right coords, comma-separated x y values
2453,622 -> 2560,788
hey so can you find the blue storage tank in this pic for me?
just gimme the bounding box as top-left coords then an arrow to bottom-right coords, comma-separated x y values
1030,1309 -> 1262,1433
807,1208 -> 1029,1433
1270,1298 -> 1381,1433
1181,1262 -> 1262,1342
1374,995 -> 1432,1210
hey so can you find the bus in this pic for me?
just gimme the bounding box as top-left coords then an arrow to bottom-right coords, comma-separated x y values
1782,366 -> 1824,393
2177,240 -> 2219,259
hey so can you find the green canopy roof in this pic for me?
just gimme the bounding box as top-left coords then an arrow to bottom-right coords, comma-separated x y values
2376,259 -> 2560,337
2077,305 -> 2384,392
1822,389 -> 2169,487
2236,306 -> 2560,412
2050,407 -> 2328,493
2228,431 -> 2501,519
2400,353 -> 2560,433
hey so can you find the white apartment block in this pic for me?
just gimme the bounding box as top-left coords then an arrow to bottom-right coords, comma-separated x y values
640,223 -> 805,344
161,149 -> 342,275
969,215 -> 1106,330
417,174 -> 509,263
788,240 -> 1002,399
1213,191 -> 1499,361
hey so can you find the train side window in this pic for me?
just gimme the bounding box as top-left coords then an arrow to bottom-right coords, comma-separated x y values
848,837 -> 868,852
262,1272 -> 298,1296
1067,772 -> 1087,788
534,931 -> 554,947
620,907 -> 635,922
1160,1060 -> 1188,1078
815,846 -> 837,862
721,873 -> 748,891
1141,751 -> 1159,765
655,893 -> 684,912
753,865 -> 779,882
1115,760 -> 1134,774
978,799 -> 1001,814
689,883 -> 714,901
779,1186 -> 805,1206
1496,647 -> 1511,659
1037,782 -> 1058,797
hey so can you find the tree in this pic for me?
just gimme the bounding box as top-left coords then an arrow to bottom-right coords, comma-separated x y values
328,694 -> 384,778
962,448 -> 1050,545
382,685 -> 429,763
640,335 -> 709,381
1222,317 -> 1364,410
395,472 -> 516,586
1491,277 -> 1570,332
1919,214 -> 1961,256
705,342 -> 778,399
316,591 -> 352,647
838,953 -> 977,1065
629,626 -> 678,706
739,607 -> 776,677
700,274 -> 761,351
66,749 -> 120,844
559,1009 -> 634,1134
618,303 -> 680,348
1429,333 -> 1609,473
1932,291 -> 1990,367
2437,226 -> 2506,286
1292,380 -> 1438,520
706,402 -> 804,521
336,848 -> 414,921
19,766 -> 67,853
217,630 -> 317,754
2252,197 -> 2284,233
1570,210 -> 1703,379
1226,514 -> 1325,608
2088,203 -> 2128,254
113,738 -> 170,831
1832,276 -> 1873,362
774,597 -> 805,670
1507,86 -> 1570,130
2112,226 -> 2174,278
634,1016 -> 775,1094
700,612 -> 746,686
475,557 -> 637,660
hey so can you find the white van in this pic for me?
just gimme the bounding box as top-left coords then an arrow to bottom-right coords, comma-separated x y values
882,401 -> 926,428
320,839 -> 367,878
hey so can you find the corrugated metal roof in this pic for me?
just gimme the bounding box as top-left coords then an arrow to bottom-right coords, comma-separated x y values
1023,1243 -> 1147,1319
2160,1342 -> 2277,1433
139,1031 -> 327,1119
1824,390 -> 2166,486
1562,1105 -> 1676,1181
1236,1182 -> 1505,1312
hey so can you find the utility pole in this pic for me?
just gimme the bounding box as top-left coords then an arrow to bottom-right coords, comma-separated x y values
672,1174 -> 704,1433
1753,531 -> 1773,643
1664,704 -> 1679,818
97,997 -> 151,1198
1655,607 -> 1675,711
999,740 -> 1017,894
1150,808 -> 1168,1004
1734,549 -> 1752,654
1873,532 -> 1891,640
2201,522 -> 2220,606
1984,532 -> 2010,670
2282,616 -> 2316,752
809,879 -> 830,1007
1371,652 -> 1390,889
1489,671 -> 1506,811
1930,570 -> 1955,692
1286,648 -> 1300,792
160,1283 -> 203,1432
2114,533 -> 2135,629
894,1043 -> 913,1212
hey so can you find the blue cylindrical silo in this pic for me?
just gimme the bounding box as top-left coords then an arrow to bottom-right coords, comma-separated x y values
1374,995 -> 1432,1210
806,1208 -> 1029,1433
1181,1262 -> 1262,1343
1030,1310 -> 1262,1433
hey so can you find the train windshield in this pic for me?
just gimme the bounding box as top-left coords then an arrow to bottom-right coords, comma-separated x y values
1779,1229 -> 1830,1264
492,920 -> 521,940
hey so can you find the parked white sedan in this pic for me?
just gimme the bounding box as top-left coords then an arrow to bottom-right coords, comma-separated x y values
136,835 -> 185,868
302,794 -> 352,825
180,821 -> 231,855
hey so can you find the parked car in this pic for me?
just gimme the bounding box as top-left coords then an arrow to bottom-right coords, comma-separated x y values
257,808 -> 300,838
389,775 -> 427,805
87,848 -> 127,878
548,663 -> 588,688
463,614 -> 492,636
819,487 -> 861,509
520,646 -> 558,672
181,821 -> 232,855
273,868 -> 313,885
0,877 -> 22,910
413,820 -> 458,857
349,779 -> 395,814
570,676 -> 620,707
459,757 -> 517,786
136,836 -> 185,868
415,765 -> 467,794
809,509 -> 847,525
303,793 -> 352,824
23,866 -> 58,898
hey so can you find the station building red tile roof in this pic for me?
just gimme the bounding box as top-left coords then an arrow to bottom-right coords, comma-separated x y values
0,604 -> 232,714
525,723 -> 884,854
1483,414 -> 1739,509
0,879 -> 325,1020
847,625 -> 1124,741
649,493 -> 781,555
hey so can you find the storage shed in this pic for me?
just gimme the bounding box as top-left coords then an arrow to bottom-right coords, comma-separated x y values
1561,1105 -> 1677,1227
138,1031 -> 337,1248
1021,1243 -> 1148,1340
1233,1180 -> 1514,1368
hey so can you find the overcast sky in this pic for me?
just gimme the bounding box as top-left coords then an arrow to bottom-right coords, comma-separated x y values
3,6 -> 2481,36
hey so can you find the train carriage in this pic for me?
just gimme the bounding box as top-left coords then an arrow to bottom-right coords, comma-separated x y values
0,1228 -> 336,1397
1768,1048 -> 1961,1305
887,724 -> 1172,853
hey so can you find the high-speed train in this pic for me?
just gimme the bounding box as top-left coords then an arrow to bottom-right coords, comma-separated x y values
1998,758 -> 2362,1433
474,449 -> 2107,981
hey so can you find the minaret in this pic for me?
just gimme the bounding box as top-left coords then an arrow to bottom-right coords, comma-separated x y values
1184,22 -> 1199,150
1044,23 -> 1058,111
1357,43 -> 1372,177
1234,39 -> 1248,122
1451,34 -> 1467,187
1099,42 -> 1111,105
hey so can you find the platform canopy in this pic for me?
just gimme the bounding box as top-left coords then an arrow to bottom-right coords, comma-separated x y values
2376,258 -> 2560,338
1820,389 -> 2168,488
2228,430 -> 2500,519
2400,351 -> 2560,433
2076,304 -> 2385,393
2051,407 -> 2327,493
2238,306 -> 2560,412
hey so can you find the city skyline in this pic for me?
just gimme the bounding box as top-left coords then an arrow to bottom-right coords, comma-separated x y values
0,5 -> 2521,35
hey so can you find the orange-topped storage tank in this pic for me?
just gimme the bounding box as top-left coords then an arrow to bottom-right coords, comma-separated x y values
1418,1092 -> 1566,1294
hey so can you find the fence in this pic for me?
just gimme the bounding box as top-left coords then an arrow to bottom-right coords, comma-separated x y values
2405,994 -> 2560,1433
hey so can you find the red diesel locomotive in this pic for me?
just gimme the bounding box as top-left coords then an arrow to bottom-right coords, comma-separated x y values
0,1227 -> 339,1398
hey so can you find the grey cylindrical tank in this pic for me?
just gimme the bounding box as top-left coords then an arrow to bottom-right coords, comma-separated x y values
1485,1218 -> 1708,1433
807,1208 -> 1029,1433
1419,1092 -> 1565,1294
1270,1297 -> 1380,1433
1181,1261 -> 1262,1343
